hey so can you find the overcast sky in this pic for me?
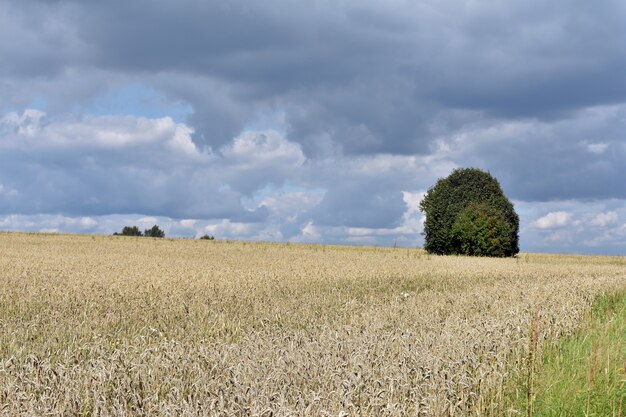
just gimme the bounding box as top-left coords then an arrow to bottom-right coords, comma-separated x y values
1,0 -> 625,254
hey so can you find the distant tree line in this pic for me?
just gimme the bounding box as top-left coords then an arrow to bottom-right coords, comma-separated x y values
113,225 -> 165,238
113,226 -> 216,240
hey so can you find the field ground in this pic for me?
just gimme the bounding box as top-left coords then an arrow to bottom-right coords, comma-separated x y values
0,232 -> 624,416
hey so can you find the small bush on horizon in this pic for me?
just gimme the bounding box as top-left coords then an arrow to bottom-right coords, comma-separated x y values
144,225 -> 165,238
114,226 -> 143,237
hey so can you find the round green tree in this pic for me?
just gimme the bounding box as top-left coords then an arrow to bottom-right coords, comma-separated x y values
419,168 -> 519,257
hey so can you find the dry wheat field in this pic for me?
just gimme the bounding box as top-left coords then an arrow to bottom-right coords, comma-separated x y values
0,232 -> 624,416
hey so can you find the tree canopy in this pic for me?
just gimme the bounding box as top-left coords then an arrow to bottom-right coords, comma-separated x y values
419,168 -> 519,257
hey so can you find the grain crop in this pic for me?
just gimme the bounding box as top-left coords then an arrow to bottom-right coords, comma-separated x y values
0,232 -> 624,416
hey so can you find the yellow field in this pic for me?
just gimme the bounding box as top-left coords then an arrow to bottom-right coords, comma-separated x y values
0,232 -> 624,416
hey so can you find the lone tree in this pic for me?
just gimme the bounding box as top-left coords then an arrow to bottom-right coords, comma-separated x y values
144,225 -> 165,238
419,168 -> 519,257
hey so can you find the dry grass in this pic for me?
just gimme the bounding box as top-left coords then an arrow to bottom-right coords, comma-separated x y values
0,232 -> 624,416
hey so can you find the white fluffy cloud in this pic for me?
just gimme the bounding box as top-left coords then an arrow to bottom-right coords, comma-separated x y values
516,200 -> 626,254
533,211 -> 572,229
0,214 -> 99,233
291,221 -> 322,243
589,211 -> 618,227
204,219 -> 254,237
586,142 -> 609,154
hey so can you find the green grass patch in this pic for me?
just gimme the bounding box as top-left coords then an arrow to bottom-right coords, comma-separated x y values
516,291 -> 626,417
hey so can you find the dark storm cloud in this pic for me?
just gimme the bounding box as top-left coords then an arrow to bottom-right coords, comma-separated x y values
311,184 -> 405,229
4,0 -> 625,155
424,1 -> 626,118
65,0 -> 424,152
0,2 -> 80,78
446,105 -> 626,201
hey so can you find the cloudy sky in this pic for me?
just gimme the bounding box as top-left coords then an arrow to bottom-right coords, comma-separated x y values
1,0 -> 625,254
